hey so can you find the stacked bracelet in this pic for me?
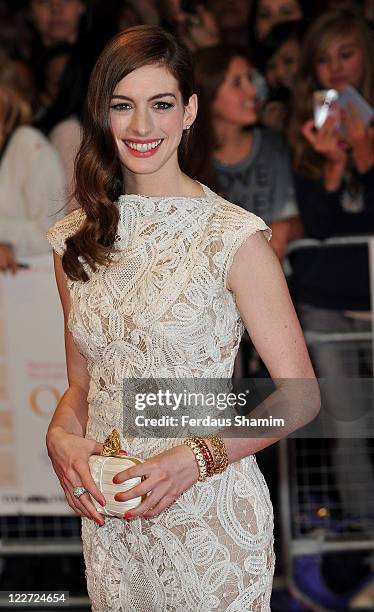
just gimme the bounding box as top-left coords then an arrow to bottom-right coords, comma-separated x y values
206,434 -> 229,474
183,438 -> 209,480
192,436 -> 215,477
183,435 -> 228,479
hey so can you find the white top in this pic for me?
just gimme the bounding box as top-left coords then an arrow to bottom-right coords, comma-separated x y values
0,125 -> 65,258
49,116 -> 82,209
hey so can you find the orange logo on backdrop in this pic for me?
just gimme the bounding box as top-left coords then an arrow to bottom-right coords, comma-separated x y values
30,386 -> 60,417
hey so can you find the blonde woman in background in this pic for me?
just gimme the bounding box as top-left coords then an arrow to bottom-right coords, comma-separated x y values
0,61 -> 64,272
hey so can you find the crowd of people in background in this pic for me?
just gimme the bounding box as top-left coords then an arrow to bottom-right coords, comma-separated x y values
1,0 -> 374,530
0,0 -> 373,262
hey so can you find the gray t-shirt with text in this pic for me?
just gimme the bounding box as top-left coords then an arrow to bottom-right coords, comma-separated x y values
213,127 -> 298,224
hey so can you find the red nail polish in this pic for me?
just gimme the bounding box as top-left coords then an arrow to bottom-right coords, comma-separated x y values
114,495 -> 121,502
96,519 -> 104,526
119,449 -> 128,455
99,499 -> 106,507
124,512 -> 132,520
143,514 -> 150,519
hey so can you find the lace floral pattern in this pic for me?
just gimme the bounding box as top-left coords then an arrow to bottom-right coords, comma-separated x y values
47,184 -> 274,611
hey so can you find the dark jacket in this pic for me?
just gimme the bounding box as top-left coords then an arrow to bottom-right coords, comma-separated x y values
289,166 -> 374,311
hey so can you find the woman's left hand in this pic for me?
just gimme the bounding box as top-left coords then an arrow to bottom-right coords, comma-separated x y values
341,103 -> 374,172
112,444 -> 200,519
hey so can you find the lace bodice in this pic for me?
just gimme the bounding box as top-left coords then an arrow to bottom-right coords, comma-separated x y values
48,185 -> 269,368
47,184 -> 274,611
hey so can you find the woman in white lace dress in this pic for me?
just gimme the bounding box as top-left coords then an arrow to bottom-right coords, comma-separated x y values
46,25 -> 318,611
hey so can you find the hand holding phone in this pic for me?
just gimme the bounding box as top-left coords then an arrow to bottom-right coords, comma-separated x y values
313,86 -> 374,131
312,85 -> 374,173
302,115 -> 348,167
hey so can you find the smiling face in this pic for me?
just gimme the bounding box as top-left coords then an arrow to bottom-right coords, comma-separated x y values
256,0 -> 302,40
315,33 -> 365,92
212,57 -> 258,128
109,64 -> 197,180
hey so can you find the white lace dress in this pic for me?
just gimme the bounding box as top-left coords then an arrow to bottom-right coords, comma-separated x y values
47,184 -> 275,612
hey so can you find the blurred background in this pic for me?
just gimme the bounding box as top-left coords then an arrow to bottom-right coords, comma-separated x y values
0,0 -> 374,610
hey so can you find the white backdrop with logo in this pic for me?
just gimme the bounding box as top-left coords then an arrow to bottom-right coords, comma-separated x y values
0,254 -> 72,514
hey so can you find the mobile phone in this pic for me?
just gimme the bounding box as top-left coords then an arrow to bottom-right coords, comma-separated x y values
313,89 -> 339,129
337,85 -> 374,127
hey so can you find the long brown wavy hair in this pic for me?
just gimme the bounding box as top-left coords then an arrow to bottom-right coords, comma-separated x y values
63,25 -> 195,282
288,7 -> 374,180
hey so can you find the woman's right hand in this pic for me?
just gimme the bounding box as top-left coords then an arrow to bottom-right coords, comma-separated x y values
302,117 -> 347,165
302,117 -> 348,190
46,427 -> 107,525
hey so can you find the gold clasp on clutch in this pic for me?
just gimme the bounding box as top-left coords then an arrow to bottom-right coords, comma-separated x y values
101,429 -> 121,456
100,429 -> 145,485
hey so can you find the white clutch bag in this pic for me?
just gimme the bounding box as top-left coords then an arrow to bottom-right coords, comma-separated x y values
88,430 -> 145,518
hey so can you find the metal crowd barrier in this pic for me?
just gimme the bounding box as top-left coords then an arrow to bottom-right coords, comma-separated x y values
279,235 -> 374,611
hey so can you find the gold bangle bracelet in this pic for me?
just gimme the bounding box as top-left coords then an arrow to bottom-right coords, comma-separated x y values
183,438 -> 208,481
190,436 -> 215,477
207,434 -> 229,474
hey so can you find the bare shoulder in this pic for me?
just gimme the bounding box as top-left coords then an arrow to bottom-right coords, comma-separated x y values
227,229 -> 277,292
